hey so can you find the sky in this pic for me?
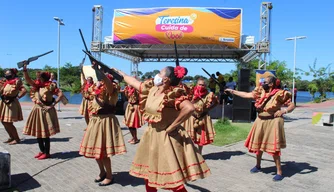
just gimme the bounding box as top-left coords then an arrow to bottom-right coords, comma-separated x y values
1,0 -> 333,81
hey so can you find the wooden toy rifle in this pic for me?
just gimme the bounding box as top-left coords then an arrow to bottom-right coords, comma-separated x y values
17,50 -> 54,69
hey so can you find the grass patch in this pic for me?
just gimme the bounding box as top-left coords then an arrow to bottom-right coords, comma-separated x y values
213,118 -> 252,146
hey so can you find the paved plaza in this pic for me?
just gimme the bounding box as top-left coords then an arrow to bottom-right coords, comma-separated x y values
1,101 -> 333,192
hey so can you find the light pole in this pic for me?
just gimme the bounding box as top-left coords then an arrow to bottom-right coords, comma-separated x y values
286,36 -> 306,105
54,17 -> 65,112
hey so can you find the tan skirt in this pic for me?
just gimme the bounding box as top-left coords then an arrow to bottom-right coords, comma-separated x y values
0,99 -> 23,122
123,103 -> 143,128
129,124 -> 211,189
79,98 -> 90,116
79,114 -> 127,159
183,115 -> 216,146
244,117 -> 286,155
23,104 -> 60,138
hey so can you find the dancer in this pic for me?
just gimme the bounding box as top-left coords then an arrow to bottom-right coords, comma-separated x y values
22,64 -> 64,160
0,68 -> 27,145
123,83 -> 143,144
79,66 -> 95,125
79,62 -> 126,186
114,66 -> 211,192
183,78 -> 218,154
225,76 -> 295,181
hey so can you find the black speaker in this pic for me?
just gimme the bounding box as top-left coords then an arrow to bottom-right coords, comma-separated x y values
238,69 -> 250,91
232,69 -> 252,122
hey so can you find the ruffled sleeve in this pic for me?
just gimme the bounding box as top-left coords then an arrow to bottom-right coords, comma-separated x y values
139,79 -> 154,112
277,90 -> 292,105
252,86 -> 263,100
204,92 -> 219,109
158,87 -> 189,112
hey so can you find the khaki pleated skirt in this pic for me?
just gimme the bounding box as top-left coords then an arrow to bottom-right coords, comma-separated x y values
123,103 -> 143,128
79,114 -> 127,159
245,117 -> 286,155
23,104 -> 60,138
183,115 -> 216,146
0,99 -> 23,122
79,98 -> 90,116
129,124 -> 211,189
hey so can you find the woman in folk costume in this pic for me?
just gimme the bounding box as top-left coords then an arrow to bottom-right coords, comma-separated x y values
122,82 -> 143,144
225,76 -> 295,182
22,64 -> 64,160
114,65 -> 211,192
79,65 -> 95,126
0,68 -> 27,145
183,78 -> 218,154
79,62 -> 126,187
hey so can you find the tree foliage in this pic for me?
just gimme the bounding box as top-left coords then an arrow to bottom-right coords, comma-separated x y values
297,58 -> 333,99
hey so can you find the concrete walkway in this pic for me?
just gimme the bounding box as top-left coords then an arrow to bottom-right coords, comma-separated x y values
0,102 -> 333,192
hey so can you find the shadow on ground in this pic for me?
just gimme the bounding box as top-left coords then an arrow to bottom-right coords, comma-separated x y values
5,173 -> 41,192
112,171 -> 144,187
51,151 -> 81,160
20,137 -> 72,145
59,116 -> 84,120
261,161 -> 318,178
203,151 -> 245,160
186,183 -> 211,192
284,116 -> 311,122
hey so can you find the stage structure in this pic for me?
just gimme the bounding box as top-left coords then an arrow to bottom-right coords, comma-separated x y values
90,2 -> 272,75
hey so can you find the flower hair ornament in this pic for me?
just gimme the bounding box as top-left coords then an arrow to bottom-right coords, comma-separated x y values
174,66 -> 186,79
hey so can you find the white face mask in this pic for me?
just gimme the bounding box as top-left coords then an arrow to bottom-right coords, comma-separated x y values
154,74 -> 163,86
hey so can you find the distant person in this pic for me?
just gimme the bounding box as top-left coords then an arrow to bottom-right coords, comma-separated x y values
226,77 -> 237,90
283,84 -> 289,91
183,78 -> 218,154
294,87 -> 297,106
216,72 -> 225,85
209,74 -> 216,93
50,73 -> 57,84
216,72 -> 226,104
123,83 -> 143,145
79,66 -> 94,126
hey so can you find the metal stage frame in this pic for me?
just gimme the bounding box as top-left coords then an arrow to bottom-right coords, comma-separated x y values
90,2 -> 272,75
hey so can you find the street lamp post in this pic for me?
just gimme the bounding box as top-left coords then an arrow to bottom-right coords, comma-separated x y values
54,17 -> 65,112
285,36 -> 306,105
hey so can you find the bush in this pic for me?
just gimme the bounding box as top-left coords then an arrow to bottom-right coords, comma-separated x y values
216,117 -> 231,125
314,97 -> 321,103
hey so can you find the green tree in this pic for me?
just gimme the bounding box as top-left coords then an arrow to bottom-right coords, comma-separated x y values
59,62 -> 81,93
308,83 -> 317,99
193,75 -> 207,80
183,76 -> 194,81
298,58 -> 333,99
234,59 -> 294,84
295,80 -> 310,91
131,70 -> 143,77
141,70 -> 160,80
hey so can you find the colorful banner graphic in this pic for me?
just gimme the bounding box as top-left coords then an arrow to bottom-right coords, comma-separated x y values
112,7 -> 242,48
255,70 -> 276,87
